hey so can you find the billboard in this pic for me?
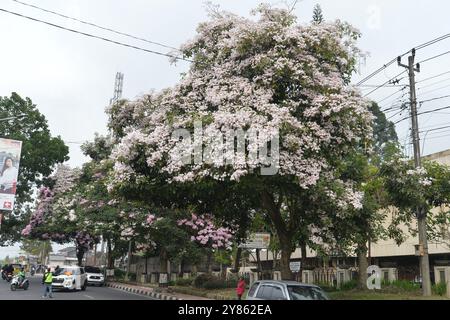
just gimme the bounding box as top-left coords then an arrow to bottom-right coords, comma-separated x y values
239,233 -> 271,249
0,138 -> 22,211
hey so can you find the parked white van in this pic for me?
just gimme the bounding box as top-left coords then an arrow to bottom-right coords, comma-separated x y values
52,266 -> 88,291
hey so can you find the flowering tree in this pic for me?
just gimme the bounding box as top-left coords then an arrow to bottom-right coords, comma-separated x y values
382,149 -> 450,240
107,6 -> 372,279
21,165 -> 98,266
178,213 -> 233,273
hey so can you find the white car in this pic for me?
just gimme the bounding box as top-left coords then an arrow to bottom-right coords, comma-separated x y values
85,266 -> 105,286
52,266 -> 88,291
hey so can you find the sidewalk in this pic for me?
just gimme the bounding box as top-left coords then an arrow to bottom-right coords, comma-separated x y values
106,281 -> 212,300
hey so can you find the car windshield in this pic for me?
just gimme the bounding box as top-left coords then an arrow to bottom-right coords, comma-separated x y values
287,286 -> 329,300
85,267 -> 101,273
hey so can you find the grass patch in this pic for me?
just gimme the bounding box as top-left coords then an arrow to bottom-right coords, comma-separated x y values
329,290 -> 448,300
170,286 -> 236,300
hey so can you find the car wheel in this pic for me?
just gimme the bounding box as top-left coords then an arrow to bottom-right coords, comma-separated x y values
81,281 -> 87,291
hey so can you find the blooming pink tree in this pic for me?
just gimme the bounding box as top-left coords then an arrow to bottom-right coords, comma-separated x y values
178,213 -> 233,273
107,6 -> 373,279
178,214 -> 233,250
21,165 -> 98,265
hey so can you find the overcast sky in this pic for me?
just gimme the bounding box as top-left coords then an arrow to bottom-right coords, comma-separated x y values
1,0 -> 450,258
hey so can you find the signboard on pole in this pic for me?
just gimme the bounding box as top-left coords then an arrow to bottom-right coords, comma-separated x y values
290,261 -> 301,272
0,138 -> 22,211
239,233 -> 271,249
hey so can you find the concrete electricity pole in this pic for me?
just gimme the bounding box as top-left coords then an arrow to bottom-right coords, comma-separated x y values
398,49 -> 432,296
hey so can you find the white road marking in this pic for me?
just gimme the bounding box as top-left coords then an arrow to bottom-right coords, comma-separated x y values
84,295 -> 95,299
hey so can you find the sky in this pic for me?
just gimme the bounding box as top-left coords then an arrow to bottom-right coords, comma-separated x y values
1,0 -> 450,258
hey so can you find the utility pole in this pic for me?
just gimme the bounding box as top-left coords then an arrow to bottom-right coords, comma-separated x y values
398,49 -> 432,296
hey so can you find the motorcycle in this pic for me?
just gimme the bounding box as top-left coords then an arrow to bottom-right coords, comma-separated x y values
5,272 -> 13,283
10,275 -> 29,291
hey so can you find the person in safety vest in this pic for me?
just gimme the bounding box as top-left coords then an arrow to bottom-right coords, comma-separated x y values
42,268 -> 53,298
18,267 -> 26,285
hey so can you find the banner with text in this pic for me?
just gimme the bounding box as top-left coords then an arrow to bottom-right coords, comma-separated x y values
239,233 -> 271,249
0,138 -> 22,211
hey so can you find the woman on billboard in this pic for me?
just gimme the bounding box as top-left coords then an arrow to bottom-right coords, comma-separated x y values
0,157 -> 18,194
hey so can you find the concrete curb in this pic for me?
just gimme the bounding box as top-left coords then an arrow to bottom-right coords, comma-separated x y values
105,282 -> 180,300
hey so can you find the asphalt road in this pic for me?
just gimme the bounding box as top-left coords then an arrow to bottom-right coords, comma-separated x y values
0,275 -> 156,300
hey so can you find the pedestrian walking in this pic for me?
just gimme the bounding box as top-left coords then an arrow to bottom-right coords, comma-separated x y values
236,276 -> 246,300
42,267 -> 53,298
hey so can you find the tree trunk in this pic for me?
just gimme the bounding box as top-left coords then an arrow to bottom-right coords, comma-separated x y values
206,250 -> 213,274
256,249 -> 262,279
145,256 -> 148,275
76,245 -> 85,267
159,248 -> 168,287
93,243 -> 97,266
280,245 -> 293,280
357,242 -> 369,290
300,244 -> 307,282
234,248 -> 242,273
261,191 -> 293,280
107,238 -> 114,269
179,258 -> 184,278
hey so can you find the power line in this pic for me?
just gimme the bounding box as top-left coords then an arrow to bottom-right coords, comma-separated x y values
417,84 -> 450,98
419,124 -> 450,134
11,0 -> 181,52
420,132 -> 450,142
418,49 -> 450,64
417,70 -> 450,84
363,70 -> 407,97
416,76 -> 450,91
387,107 -> 407,121
376,86 -> 408,104
357,84 -> 406,88
356,32 -> 450,86
418,94 -> 450,105
0,7 -> 193,63
394,105 -> 450,125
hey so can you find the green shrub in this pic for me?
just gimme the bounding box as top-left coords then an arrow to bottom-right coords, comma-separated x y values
175,278 -> 193,286
194,274 -> 216,288
226,279 -> 238,288
340,280 -> 358,291
114,269 -> 126,279
388,280 -> 420,292
203,279 -> 227,290
317,282 -> 337,292
432,283 -> 447,296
